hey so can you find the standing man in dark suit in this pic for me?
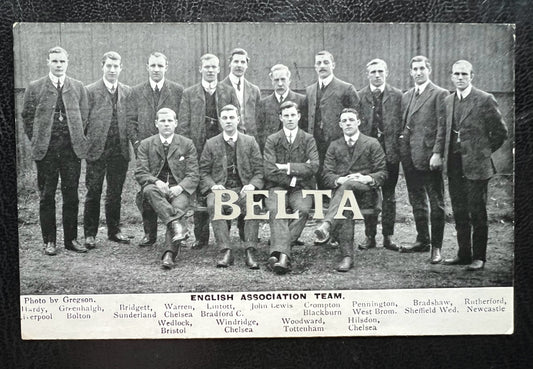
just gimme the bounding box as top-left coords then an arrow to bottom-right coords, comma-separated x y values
135,108 -> 199,269
177,53 -> 239,249
221,48 -> 261,137
398,55 -> 449,264
306,50 -> 359,185
357,59 -> 403,251
22,46 -> 88,255
256,64 -> 306,152
442,60 -> 508,271
83,51 -> 132,249
264,101 -> 319,274
314,108 -> 387,272
127,52 -> 184,248
199,105 -> 264,269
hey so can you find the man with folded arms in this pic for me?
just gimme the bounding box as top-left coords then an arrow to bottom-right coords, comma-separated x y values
264,101 -> 319,274
442,60 -> 508,271
83,51 -> 132,249
314,108 -> 387,272
199,104 -> 264,269
22,46 -> 88,255
135,108 -> 199,269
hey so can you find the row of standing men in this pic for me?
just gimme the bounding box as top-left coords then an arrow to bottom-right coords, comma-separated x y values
22,46 -> 507,274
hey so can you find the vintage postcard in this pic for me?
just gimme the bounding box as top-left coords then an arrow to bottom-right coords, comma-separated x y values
15,22 -> 514,339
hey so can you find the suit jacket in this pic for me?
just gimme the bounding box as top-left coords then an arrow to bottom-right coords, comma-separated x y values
85,79 -> 132,161
357,84 -> 403,164
322,134 -> 387,189
443,87 -> 508,180
22,75 -> 89,160
263,129 -> 319,190
256,90 -> 307,152
127,79 -> 184,147
401,81 -> 449,171
221,76 -> 261,136
134,134 -> 199,196
199,133 -> 264,195
177,82 -> 239,156
306,76 -> 359,142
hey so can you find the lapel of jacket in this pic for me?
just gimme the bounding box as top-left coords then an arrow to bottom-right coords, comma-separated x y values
363,87 -> 374,126
235,133 -> 245,175
62,77 -> 72,94
402,89 -> 415,123
411,82 -> 434,115
279,129 -> 291,151
350,135 -> 366,165
291,128 -> 304,152
154,136 -> 166,160
308,83 -> 318,111
158,81 -> 170,108
216,134 -> 228,176
446,95 -> 454,133
142,82 -> 155,109
382,84 -> 391,104
243,79 -> 251,108
97,79 -> 112,103
167,134 -> 180,159
320,77 -> 337,104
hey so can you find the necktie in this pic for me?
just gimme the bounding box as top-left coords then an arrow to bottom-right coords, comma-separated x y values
415,88 -> 420,98
227,137 -> 235,148
237,79 -> 241,91
163,141 -> 170,155
56,80 -> 61,91
372,88 -> 382,99
279,95 -> 284,104
347,138 -> 355,147
154,85 -> 161,105
287,131 -> 292,145
110,85 -> 115,94
321,82 -> 326,91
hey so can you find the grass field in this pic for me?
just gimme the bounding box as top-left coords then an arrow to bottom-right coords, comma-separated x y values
17,162 -> 514,294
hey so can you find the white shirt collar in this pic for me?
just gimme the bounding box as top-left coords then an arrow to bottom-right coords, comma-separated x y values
228,73 -> 243,87
370,84 -> 385,93
223,131 -> 239,143
457,84 -> 473,99
159,134 -> 174,145
275,90 -> 289,103
319,74 -> 334,88
415,80 -> 430,94
201,79 -> 217,91
49,73 -> 66,87
149,78 -> 165,91
344,131 -> 360,145
283,127 -> 298,141
103,78 -> 118,92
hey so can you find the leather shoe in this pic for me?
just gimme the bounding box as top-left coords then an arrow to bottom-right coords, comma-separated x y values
314,222 -> 331,244
216,249 -> 234,268
169,221 -> 189,245
109,232 -> 130,244
161,251 -> 174,269
466,259 -> 485,271
245,248 -> 259,270
442,256 -> 471,265
399,240 -> 430,253
267,255 -> 278,270
84,236 -> 96,249
44,242 -> 57,256
65,240 -> 88,253
430,247 -> 442,264
273,253 -> 290,275
336,257 -> 353,272
192,240 -> 208,250
139,234 -> 156,247
358,236 -> 376,250
383,235 -> 399,251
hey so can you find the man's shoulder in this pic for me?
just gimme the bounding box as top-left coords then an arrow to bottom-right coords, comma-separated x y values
85,79 -> 103,92
288,90 -> 305,101
132,81 -> 149,92
471,86 -> 493,100
174,133 -> 195,147
183,83 -> 202,95
429,82 -> 449,94
332,76 -> 355,89
204,133 -> 223,146
266,129 -> 284,142
164,79 -> 184,91
66,76 -> 84,88
118,81 -> 132,93
359,133 -> 380,146
385,84 -> 403,96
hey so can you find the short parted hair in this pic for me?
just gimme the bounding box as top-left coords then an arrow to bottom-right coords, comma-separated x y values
101,51 -> 121,66
315,50 -> 334,63
269,64 -> 291,79
155,107 -> 177,121
199,53 -> 219,66
366,58 -> 388,71
147,52 -> 168,65
340,108 -> 360,120
229,48 -> 250,63
409,55 -> 431,70
48,46 -> 68,59
219,104 -> 240,117
452,60 -> 474,74
279,100 -> 300,114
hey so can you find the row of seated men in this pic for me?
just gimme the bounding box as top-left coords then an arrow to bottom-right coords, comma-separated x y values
22,46 -> 507,274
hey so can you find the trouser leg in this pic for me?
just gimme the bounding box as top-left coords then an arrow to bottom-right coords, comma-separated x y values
84,158 -> 106,237
104,154 -> 129,236
404,169 -> 430,243
381,161 -> 399,236
36,154 -> 60,243
59,148 -> 81,242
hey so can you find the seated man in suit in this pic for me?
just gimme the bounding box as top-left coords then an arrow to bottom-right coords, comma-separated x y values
135,108 -> 199,269
264,101 -> 319,274
314,108 -> 387,272
199,104 -> 264,269
256,64 -> 306,152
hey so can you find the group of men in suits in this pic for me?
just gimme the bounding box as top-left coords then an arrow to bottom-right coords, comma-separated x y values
22,45 -> 507,273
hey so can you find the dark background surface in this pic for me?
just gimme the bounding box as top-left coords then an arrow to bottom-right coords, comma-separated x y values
1,1 -> 532,368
